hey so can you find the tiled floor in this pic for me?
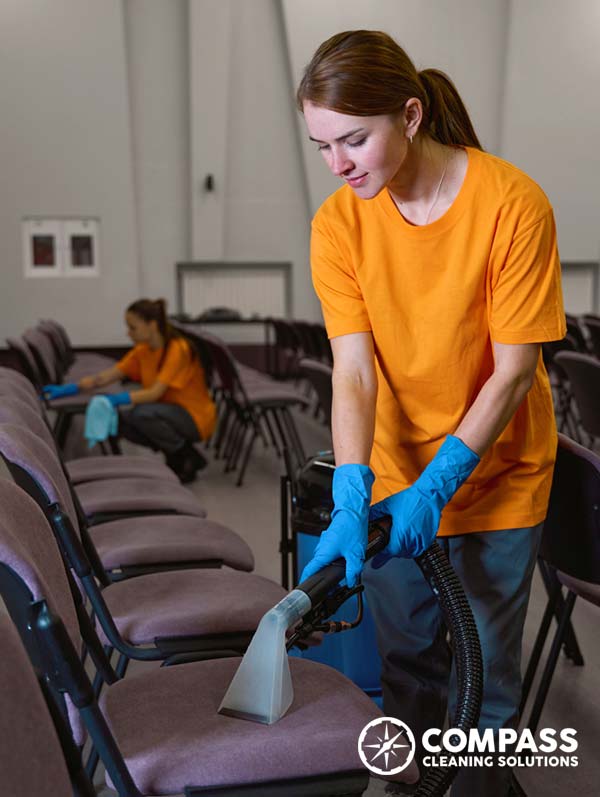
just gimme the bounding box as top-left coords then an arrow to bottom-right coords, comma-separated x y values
4,406 -> 600,795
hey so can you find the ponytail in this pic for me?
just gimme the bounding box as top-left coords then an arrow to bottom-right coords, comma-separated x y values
418,69 -> 482,149
297,30 -> 483,150
126,297 -> 198,370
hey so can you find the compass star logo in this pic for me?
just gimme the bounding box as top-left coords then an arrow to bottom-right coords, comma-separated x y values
358,716 -> 416,776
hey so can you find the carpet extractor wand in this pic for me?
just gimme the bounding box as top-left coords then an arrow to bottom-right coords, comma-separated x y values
219,519 -> 483,797
219,516 -> 392,725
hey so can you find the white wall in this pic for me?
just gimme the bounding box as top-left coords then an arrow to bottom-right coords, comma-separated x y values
0,0 -> 140,346
189,0 -> 318,320
1,0 -> 598,345
501,0 -> 600,264
123,0 -> 191,305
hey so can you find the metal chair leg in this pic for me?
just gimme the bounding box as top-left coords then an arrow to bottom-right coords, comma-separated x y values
520,581 -> 559,713
236,427 -> 258,487
538,561 -> 584,665
527,590 -> 577,733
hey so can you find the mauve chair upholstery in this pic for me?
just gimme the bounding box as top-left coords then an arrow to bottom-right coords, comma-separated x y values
0,419 -> 253,577
0,408 -> 208,521
0,424 -> 81,543
65,353 -> 119,380
0,616 -> 73,797
0,479 -> 86,746
0,365 -> 35,389
91,514 -> 254,572
557,571 -> 600,607
66,454 -> 179,485
0,425 -> 284,658
0,475 -> 419,795
74,476 -> 207,519
97,569 -> 286,646
0,376 -> 179,484
101,656 -> 419,794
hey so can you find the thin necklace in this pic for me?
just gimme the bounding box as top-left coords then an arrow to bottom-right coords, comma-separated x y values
424,150 -> 451,225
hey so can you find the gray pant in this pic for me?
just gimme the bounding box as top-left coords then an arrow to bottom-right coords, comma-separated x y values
118,402 -> 200,455
362,523 -> 543,797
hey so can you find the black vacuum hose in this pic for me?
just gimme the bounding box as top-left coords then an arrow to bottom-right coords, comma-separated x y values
411,541 -> 484,797
297,521 -> 483,796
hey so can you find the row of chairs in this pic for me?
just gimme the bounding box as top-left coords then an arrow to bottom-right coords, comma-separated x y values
565,312 -> 600,358
175,323 -> 310,485
543,314 -> 600,447
268,317 -> 333,378
0,417 -> 597,795
0,367 -> 408,795
7,321 -> 128,451
8,318 -> 311,486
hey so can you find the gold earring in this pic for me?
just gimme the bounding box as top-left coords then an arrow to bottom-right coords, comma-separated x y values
408,135 -> 414,144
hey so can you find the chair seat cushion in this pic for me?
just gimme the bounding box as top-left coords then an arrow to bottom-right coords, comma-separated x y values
67,455 -> 178,484
75,478 -> 207,519
98,569 -> 287,645
557,570 -> 600,606
102,656 -> 419,794
91,515 -> 254,572
244,385 -> 311,406
65,354 -> 118,381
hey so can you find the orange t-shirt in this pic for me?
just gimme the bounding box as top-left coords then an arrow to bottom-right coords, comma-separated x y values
311,147 -> 566,535
117,337 -> 217,440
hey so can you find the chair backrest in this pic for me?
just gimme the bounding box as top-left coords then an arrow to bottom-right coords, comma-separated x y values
0,395 -> 58,452
0,364 -> 37,392
38,319 -> 71,370
298,357 -> 333,426
46,319 -> 75,367
5,335 -> 44,388
582,316 -> 600,360
0,423 -> 79,530
565,313 -> 589,354
292,320 -> 321,359
0,615 -> 73,797
201,334 -> 246,399
540,434 -> 600,584
0,477 -> 142,797
554,351 -> 600,437
23,326 -> 61,384
311,322 -> 333,364
0,477 -> 86,746
0,375 -> 43,409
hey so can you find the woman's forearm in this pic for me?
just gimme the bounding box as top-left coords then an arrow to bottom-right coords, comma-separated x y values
78,365 -> 122,391
454,342 -> 539,457
331,371 -> 377,466
454,371 -> 534,457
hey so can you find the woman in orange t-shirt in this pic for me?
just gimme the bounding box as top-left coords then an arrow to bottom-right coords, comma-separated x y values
297,31 -> 565,796
78,299 -> 216,483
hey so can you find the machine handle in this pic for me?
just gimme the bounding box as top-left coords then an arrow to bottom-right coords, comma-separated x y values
297,515 -> 391,606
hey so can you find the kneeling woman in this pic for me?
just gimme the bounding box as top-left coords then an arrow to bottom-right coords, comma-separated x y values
79,299 -> 216,483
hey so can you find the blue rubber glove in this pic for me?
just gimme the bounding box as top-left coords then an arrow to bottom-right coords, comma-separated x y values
370,435 -> 480,567
105,391 -> 131,407
300,463 -> 375,588
42,383 -> 79,400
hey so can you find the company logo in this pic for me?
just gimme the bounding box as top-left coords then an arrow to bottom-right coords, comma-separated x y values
357,720 -> 579,773
358,717 -> 416,776
421,727 -> 579,769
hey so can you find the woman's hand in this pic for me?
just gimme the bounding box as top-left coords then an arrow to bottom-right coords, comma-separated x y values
299,463 -> 375,587
369,435 -> 480,567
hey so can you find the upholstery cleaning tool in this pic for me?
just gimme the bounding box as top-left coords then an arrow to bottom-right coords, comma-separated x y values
218,516 -> 392,725
220,514 -> 483,797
